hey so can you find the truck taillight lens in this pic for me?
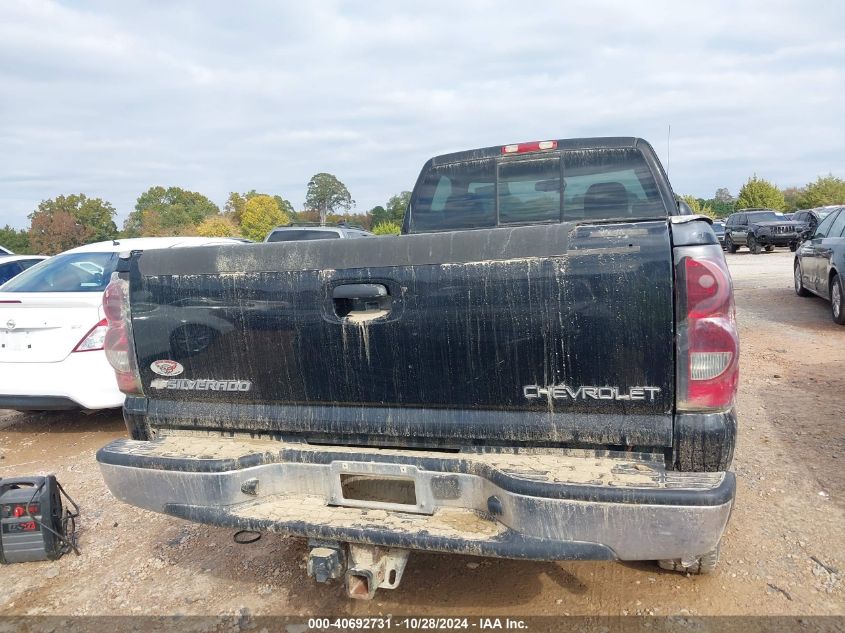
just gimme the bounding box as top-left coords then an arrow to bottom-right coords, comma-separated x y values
102,274 -> 143,396
675,245 -> 739,411
102,279 -> 126,322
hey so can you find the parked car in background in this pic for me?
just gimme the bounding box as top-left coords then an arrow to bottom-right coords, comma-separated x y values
265,222 -> 374,242
723,209 -> 804,254
0,255 -> 49,285
0,246 -> 13,255
0,236 -> 248,411
794,206 -> 845,324
712,220 -> 726,249
792,207 -> 836,238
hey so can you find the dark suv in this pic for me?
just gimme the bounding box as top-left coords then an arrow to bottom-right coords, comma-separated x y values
265,223 -> 374,242
724,209 -> 803,254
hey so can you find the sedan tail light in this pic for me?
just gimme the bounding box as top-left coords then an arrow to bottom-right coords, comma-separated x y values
675,245 -> 739,411
72,319 -> 108,352
102,274 -> 143,396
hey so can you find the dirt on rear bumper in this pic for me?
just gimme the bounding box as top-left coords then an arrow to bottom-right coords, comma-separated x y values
97,435 -> 735,562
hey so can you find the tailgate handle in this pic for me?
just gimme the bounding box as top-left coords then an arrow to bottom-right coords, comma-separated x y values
332,283 -> 391,319
332,284 -> 388,299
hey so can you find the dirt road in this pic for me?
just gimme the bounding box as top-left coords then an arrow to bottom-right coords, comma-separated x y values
0,250 -> 842,617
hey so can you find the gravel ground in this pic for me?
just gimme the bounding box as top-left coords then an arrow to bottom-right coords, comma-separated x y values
0,250 -> 842,618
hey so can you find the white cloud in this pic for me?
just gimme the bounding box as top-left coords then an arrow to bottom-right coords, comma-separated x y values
0,0 -> 843,228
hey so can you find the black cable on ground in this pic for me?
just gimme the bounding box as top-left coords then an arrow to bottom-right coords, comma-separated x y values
25,477 -> 81,557
233,530 -> 262,544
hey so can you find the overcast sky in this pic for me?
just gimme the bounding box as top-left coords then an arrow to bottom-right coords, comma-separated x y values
1,0 -> 843,228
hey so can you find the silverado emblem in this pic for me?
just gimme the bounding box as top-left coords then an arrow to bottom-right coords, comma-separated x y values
150,378 -> 252,392
524,384 -> 661,401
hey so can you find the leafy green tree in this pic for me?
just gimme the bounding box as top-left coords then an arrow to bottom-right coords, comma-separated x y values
28,194 -> 117,243
197,215 -> 239,237
800,175 -> 845,208
273,195 -> 294,216
305,173 -> 354,225
132,209 -> 165,237
124,186 -> 219,236
385,191 -> 411,224
72,197 -> 118,241
224,192 -> 247,224
702,200 -> 735,217
371,193 -> 411,226
25,194 -> 117,253
0,226 -> 31,254
714,188 -> 734,204
735,175 -> 785,211
368,205 -> 386,227
704,188 -> 736,217
225,191 -> 295,225
680,195 -> 715,218
372,221 -> 402,235
240,195 -> 290,242
781,186 -> 805,212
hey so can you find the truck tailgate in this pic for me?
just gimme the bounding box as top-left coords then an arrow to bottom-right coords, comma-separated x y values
128,220 -> 674,448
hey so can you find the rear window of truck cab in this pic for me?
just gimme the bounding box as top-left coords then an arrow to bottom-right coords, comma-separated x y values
266,229 -> 341,242
410,148 -> 665,232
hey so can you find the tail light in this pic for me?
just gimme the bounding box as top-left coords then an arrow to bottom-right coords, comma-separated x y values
675,245 -> 739,411
72,319 -> 108,352
102,274 -> 143,395
502,140 -> 557,154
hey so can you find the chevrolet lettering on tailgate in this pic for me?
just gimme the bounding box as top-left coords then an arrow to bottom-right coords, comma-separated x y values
523,384 -> 662,401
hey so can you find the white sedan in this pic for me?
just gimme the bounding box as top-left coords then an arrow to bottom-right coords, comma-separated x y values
0,236 -> 248,411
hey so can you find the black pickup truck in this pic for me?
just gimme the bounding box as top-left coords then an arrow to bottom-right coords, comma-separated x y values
97,137 -> 739,599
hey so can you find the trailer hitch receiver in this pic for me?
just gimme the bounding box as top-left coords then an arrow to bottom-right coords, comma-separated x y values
345,544 -> 410,600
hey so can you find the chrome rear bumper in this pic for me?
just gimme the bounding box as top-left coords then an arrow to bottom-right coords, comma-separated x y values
97,435 -> 734,561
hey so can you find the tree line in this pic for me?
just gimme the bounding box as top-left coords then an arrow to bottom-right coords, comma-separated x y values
681,174 -> 845,219
0,173 -> 410,255
5,170 -> 844,256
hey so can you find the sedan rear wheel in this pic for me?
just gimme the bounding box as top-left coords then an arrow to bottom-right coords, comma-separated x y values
832,274 -> 845,325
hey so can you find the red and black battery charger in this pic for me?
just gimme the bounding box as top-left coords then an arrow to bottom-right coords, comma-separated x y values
0,475 -> 79,564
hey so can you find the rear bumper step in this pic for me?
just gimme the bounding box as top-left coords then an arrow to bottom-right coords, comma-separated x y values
97,436 -> 735,562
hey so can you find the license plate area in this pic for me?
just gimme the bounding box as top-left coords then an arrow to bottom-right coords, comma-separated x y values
328,462 -> 434,515
0,331 -> 31,352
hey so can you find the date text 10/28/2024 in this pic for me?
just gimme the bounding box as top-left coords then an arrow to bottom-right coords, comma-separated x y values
307,618 -> 528,630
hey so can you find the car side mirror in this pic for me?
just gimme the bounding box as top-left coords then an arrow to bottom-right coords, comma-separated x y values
677,200 -> 693,215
